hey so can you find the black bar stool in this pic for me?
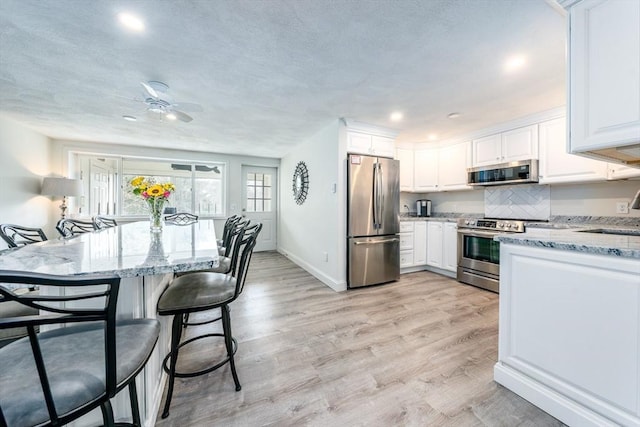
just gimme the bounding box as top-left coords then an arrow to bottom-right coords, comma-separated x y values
0,272 -> 160,427
93,216 -> 118,229
165,212 -> 199,225
56,218 -> 97,238
0,224 -> 47,248
157,222 -> 262,418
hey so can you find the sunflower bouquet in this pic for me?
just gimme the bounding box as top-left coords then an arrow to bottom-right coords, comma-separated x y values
130,176 -> 175,231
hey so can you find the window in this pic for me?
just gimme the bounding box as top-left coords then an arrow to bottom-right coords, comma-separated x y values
245,172 -> 272,212
77,155 -> 225,217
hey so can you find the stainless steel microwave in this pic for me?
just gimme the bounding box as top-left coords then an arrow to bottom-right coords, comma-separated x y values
467,159 -> 539,186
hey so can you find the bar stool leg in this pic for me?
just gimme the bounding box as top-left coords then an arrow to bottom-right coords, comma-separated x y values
128,380 -> 141,427
100,400 -> 116,427
162,314 -> 184,419
222,305 -> 241,391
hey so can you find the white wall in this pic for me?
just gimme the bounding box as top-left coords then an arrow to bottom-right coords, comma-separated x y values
550,180 -> 640,218
0,116 -> 55,247
279,120 -> 345,291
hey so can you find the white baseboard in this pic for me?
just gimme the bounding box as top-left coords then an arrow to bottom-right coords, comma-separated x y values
493,363 -> 634,427
277,248 -> 346,292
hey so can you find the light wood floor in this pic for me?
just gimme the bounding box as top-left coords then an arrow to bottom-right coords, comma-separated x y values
155,251 -> 565,426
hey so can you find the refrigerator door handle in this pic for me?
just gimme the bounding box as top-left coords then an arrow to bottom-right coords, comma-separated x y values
373,162 -> 383,229
353,238 -> 400,245
377,162 -> 384,228
372,162 -> 379,228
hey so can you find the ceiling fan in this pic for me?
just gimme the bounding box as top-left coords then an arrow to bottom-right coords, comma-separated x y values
139,81 -> 202,123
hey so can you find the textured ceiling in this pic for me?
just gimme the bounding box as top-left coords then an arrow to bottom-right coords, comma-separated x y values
0,0 -> 566,158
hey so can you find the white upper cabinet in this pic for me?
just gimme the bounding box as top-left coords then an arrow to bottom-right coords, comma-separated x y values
438,141 -> 471,191
472,124 -> 538,167
565,0 -> 640,155
539,117 -> 608,184
413,146 -> 439,192
395,148 -> 414,192
608,163 -> 640,180
347,131 -> 395,158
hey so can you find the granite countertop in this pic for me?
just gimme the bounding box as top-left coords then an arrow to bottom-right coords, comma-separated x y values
495,226 -> 640,259
0,220 -> 220,277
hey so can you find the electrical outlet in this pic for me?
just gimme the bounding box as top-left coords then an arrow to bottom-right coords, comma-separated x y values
323,251 -> 328,262
616,201 -> 629,214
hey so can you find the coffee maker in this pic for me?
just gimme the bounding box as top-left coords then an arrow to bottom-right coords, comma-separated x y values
416,199 -> 431,217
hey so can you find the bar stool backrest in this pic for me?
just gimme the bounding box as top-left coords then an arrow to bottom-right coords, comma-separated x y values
233,222 -> 262,299
56,218 -> 97,238
165,212 -> 198,225
0,272 -> 121,426
93,216 -> 118,230
220,215 -> 241,245
0,224 -> 48,248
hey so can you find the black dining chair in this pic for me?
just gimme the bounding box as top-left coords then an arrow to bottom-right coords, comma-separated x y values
164,212 -> 198,225
93,216 -> 118,230
0,224 -> 48,248
156,222 -> 262,418
56,218 -> 97,238
0,272 -> 160,427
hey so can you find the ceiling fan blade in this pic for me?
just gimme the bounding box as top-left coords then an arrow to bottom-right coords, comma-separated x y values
172,102 -> 203,113
172,110 -> 193,123
140,81 -> 158,99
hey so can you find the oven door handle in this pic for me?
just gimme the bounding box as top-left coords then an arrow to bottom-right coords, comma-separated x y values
458,230 -> 500,238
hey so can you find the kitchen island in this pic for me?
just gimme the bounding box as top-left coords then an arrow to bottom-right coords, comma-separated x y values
494,227 -> 640,427
0,220 -> 220,427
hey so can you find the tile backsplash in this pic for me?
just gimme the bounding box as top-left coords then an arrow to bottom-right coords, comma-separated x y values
485,184 -> 550,220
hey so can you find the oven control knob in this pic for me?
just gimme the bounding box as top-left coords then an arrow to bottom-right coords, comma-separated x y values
505,223 -> 512,229
497,222 -> 503,228
513,224 -> 520,231
465,220 -> 470,225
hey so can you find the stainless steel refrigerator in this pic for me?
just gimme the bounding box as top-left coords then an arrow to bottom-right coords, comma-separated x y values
347,154 -> 400,288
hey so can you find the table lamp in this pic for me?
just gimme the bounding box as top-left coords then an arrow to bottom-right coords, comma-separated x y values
41,177 -> 83,219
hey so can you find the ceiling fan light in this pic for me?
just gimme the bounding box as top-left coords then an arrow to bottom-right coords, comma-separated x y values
166,112 -> 177,120
122,115 -> 137,122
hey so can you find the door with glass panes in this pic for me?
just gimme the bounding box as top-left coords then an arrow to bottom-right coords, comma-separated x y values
241,166 -> 277,251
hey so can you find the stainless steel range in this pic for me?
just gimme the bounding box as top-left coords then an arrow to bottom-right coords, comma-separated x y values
456,218 -> 525,293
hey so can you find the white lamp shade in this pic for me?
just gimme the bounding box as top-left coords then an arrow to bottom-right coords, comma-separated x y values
41,177 -> 83,197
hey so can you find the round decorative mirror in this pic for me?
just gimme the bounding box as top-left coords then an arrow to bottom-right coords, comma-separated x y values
292,161 -> 309,205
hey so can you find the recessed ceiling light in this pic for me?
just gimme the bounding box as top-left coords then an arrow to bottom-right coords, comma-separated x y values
166,112 -> 177,121
447,112 -> 461,119
118,12 -> 145,32
390,112 -> 403,122
122,115 -> 137,122
504,54 -> 527,72
428,134 -> 438,141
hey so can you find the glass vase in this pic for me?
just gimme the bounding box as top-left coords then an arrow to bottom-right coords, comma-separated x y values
148,198 -> 165,233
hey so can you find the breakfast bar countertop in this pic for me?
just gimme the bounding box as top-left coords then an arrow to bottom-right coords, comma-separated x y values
0,220 -> 220,277
494,226 -> 640,259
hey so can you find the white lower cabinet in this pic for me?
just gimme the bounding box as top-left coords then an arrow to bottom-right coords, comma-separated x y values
399,221 -> 415,268
426,221 -> 457,273
443,222 -> 458,272
426,221 -> 443,268
399,221 -> 427,269
413,221 -> 427,265
496,243 -> 640,427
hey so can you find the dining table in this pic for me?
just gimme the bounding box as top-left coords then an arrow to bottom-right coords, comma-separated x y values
0,219 -> 220,427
